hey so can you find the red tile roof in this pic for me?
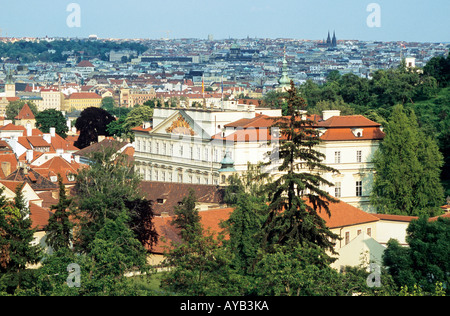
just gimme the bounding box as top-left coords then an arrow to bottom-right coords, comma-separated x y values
34,156 -> 82,184
372,214 -> 419,222
318,115 -> 381,128
67,92 -> 101,100
77,60 -> 94,68
320,127 -> 385,141
313,199 -> 380,229
29,202 -> 53,231
15,104 -> 35,120
151,207 -> 233,254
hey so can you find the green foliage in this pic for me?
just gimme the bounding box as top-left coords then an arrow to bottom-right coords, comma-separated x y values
383,217 -> 450,294
74,107 -> 116,149
171,190 -> 202,243
35,109 -> 69,138
371,104 -> 444,215
252,244 -> 343,296
45,175 -> 74,252
0,40 -> 147,63
263,81 -> 340,253
222,193 -> 267,274
6,101 -> 38,121
73,146 -> 154,254
0,184 -> 42,294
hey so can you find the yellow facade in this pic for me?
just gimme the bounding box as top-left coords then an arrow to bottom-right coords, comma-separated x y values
63,93 -> 102,112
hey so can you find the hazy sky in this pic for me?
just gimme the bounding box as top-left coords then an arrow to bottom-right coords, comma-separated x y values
0,0 -> 448,42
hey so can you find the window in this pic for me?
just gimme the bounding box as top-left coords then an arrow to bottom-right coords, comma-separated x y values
356,181 -> 363,197
367,228 -> 372,236
345,232 -> 350,245
357,229 -> 362,235
335,182 -> 341,198
335,151 -> 341,163
179,145 -> 184,157
357,150 -> 362,163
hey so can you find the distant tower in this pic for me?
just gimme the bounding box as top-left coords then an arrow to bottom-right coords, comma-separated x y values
326,31 -> 332,47
219,151 -> 236,185
4,68 -> 15,98
332,31 -> 337,47
277,51 -> 291,92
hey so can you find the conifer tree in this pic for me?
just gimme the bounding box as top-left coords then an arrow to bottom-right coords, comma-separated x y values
0,184 -> 42,292
45,175 -> 74,252
171,190 -> 202,243
263,81 -> 339,253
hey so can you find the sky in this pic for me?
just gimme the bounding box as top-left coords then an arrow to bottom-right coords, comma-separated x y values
0,0 -> 449,42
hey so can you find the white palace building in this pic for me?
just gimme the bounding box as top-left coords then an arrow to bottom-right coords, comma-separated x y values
132,100 -> 385,213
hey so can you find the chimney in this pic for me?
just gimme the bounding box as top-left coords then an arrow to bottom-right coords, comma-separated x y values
26,123 -> 32,137
322,110 -> 341,121
26,150 -> 33,163
50,127 -> 56,137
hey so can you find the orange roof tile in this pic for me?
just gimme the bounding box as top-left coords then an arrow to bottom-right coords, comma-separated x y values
29,202 -> 53,231
15,104 -> 35,120
34,156 -> 81,184
320,127 -> 385,141
318,115 -> 381,128
313,199 -> 380,229
68,92 -> 101,100
373,214 -> 419,222
77,60 -> 94,68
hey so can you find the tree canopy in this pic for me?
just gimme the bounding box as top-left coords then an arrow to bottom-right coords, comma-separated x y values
73,107 -> 115,149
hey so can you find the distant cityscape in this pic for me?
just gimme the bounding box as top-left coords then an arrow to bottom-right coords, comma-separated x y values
0,34 -> 448,115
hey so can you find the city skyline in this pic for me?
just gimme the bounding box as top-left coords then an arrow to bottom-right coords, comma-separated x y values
0,0 -> 449,43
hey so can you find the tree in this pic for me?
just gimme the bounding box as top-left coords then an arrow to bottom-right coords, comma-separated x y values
74,107 -> 115,149
171,190 -> 202,243
161,191 -> 238,296
101,97 -> 117,112
122,105 -> 153,141
262,81 -> 340,254
222,193 -> 267,274
0,184 -> 42,293
35,109 -> 69,139
6,101 -> 38,121
73,146 -> 155,253
383,216 -> 450,294
252,244 -> 344,296
371,104 -> 444,216
45,175 -> 74,252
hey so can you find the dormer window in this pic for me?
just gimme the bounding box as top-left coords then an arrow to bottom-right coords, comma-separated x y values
352,128 -> 364,138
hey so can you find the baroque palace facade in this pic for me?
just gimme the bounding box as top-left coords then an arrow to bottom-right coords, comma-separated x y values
132,100 -> 385,213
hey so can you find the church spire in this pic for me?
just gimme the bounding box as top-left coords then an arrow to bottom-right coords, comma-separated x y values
332,31 -> 337,47
277,48 -> 291,92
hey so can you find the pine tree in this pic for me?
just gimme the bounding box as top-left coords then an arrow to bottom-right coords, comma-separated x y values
263,81 -> 340,253
0,184 -> 42,293
45,175 -> 74,252
171,190 -> 202,243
